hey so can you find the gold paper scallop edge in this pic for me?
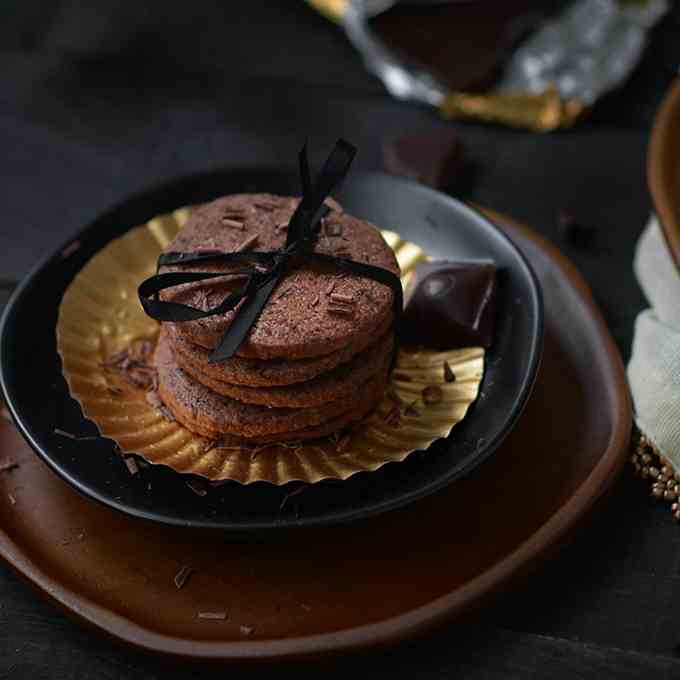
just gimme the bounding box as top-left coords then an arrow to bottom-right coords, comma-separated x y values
56,207 -> 485,485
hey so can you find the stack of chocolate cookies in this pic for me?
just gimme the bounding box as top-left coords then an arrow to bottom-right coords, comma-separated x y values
153,193 -> 400,445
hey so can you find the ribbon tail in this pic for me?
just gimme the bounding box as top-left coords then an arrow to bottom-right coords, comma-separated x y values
208,276 -> 280,363
299,142 -> 311,197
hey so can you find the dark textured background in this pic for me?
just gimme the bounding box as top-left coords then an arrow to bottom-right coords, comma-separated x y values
1,1 -> 680,677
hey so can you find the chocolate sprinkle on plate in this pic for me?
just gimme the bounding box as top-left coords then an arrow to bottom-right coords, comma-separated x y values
53,428 -> 99,441
174,565 -> 194,590
0,460 -> 18,473
422,385 -> 443,405
384,403 -> 401,427
443,361 -> 456,383
124,457 -> 139,476
279,484 -> 308,510
60,240 -> 81,258
186,479 -> 209,497
328,304 -> 354,317
198,611 -> 227,620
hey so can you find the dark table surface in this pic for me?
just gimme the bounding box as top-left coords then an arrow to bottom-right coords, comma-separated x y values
1,2 -> 680,678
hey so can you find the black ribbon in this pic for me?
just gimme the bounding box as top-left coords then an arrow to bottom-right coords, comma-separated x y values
138,140 -> 403,363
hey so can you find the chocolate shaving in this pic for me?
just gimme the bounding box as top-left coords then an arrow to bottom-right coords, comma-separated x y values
101,350 -> 130,368
61,240 -> 81,258
384,403 -> 401,427
404,400 -> 421,417
0,460 -> 18,473
186,479 -> 208,497
53,428 -> 99,441
124,457 -> 139,476
221,218 -> 244,230
202,439 -> 217,454
174,565 -> 194,590
159,405 -> 176,422
279,484 -> 308,510
240,625 -> 255,636
443,361 -> 456,383
422,385 -> 443,405
329,292 -> 354,305
392,372 -> 412,382
198,611 -> 227,620
246,444 -> 271,460
325,280 -> 336,295
236,233 -> 260,252
253,198 -> 279,211
328,304 -> 354,317
125,367 -> 157,390
310,295 -> 320,307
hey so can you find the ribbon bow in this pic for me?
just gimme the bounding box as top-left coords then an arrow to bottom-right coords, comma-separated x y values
138,140 -> 403,363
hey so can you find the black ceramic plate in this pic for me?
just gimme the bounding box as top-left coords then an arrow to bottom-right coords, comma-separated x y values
0,170 -> 542,532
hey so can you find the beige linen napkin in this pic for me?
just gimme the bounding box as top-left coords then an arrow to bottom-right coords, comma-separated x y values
628,216 -> 680,466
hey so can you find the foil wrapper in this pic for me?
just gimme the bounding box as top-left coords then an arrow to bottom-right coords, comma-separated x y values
310,0 -> 668,131
57,207 -> 485,485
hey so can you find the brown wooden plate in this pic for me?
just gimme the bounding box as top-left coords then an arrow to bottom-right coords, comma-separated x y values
649,79 -> 680,271
0,209 -> 631,662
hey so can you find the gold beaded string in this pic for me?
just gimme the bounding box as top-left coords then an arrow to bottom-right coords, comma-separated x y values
631,427 -> 680,521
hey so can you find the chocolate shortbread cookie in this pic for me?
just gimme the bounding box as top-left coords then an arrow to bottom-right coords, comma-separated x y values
162,193 -> 399,360
172,329 -> 394,408
166,314 -> 392,387
154,332 -> 389,442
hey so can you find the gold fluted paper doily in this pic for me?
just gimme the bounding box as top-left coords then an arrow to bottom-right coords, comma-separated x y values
56,207 -> 485,485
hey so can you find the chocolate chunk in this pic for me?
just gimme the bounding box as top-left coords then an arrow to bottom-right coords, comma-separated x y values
401,260 -> 497,349
383,130 -> 462,189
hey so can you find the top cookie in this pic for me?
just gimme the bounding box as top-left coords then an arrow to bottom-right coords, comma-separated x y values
161,194 -> 399,360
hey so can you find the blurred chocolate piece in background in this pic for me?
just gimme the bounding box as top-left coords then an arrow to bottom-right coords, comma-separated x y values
370,0 -> 549,92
